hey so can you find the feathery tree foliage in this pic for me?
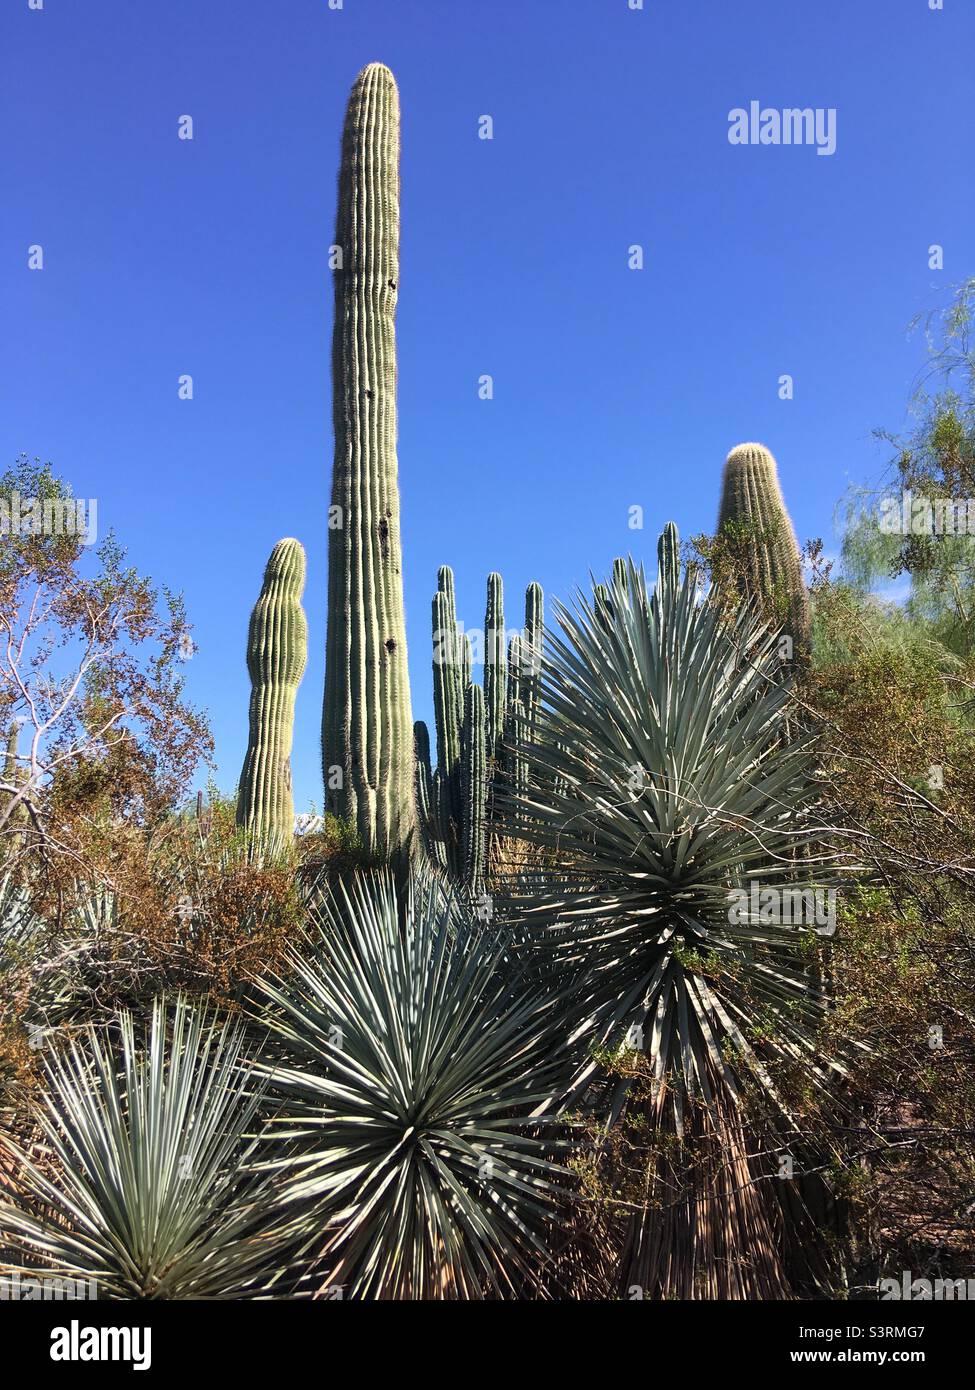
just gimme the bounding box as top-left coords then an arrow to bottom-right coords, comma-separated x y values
841,278 -> 975,657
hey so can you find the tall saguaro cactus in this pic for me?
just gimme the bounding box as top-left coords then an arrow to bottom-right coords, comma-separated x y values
237,539 -> 308,846
322,63 -> 417,857
716,442 -> 812,657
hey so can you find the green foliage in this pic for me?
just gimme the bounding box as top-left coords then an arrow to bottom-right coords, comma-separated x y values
0,456 -> 212,873
840,279 -> 975,656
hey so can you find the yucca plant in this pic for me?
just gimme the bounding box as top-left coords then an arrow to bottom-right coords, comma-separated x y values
504,524 -> 841,1121
497,526 -> 847,1296
0,996 -> 291,1298
253,868 -> 570,1299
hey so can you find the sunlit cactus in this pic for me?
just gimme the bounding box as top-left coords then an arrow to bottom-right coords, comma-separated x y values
523,582 -> 544,733
322,62 -> 417,858
432,582 -> 462,789
418,570 -> 543,886
237,539 -> 308,846
717,442 -> 811,656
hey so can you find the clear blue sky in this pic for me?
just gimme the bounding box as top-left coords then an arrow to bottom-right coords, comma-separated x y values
3,0 -> 973,811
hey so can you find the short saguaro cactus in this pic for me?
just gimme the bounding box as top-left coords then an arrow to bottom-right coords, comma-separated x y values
236,538 -> 308,847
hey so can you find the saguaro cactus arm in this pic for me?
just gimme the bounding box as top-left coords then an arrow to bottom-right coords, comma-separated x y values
237,538 -> 308,846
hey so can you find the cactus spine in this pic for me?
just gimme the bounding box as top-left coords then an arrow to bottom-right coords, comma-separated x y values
322,62 -> 416,859
237,539 -> 308,846
716,442 -> 811,656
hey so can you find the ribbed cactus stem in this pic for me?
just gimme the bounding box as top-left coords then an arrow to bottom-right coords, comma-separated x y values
432,588 -> 462,784
717,442 -> 811,655
658,522 -> 680,591
322,62 -> 417,858
237,538 -> 308,846
508,695 -> 528,810
506,634 -> 522,716
460,629 -> 473,692
414,719 -> 433,806
438,564 -> 457,624
484,573 -> 506,761
461,683 -> 487,895
523,582 -> 544,733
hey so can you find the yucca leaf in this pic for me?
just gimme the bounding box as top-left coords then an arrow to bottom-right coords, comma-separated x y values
252,867 -> 571,1299
0,996 -> 293,1298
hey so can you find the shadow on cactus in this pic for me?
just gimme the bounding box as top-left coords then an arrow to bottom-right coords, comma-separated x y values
252,867 -> 571,1299
501,523 -> 844,1124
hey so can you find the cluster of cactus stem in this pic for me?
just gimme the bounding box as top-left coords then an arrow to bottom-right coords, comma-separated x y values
320,62 -> 417,859
415,568 -> 543,895
716,442 -> 811,659
233,69 -> 814,875
236,539 -> 308,847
